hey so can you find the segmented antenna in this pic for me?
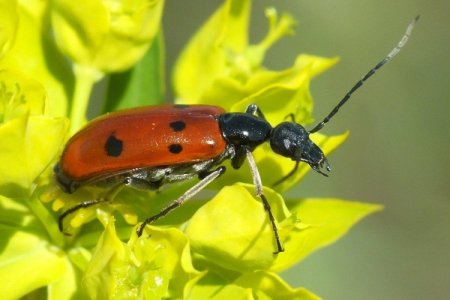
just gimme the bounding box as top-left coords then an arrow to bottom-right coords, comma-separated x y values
309,15 -> 420,134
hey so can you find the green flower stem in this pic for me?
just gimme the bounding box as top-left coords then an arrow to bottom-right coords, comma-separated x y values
69,64 -> 104,134
28,191 -> 65,248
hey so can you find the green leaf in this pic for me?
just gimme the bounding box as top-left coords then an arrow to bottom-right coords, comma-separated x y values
229,55 -> 339,124
173,2 -> 335,120
83,218 -> 127,299
103,30 -> 166,112
173,0 -> 250,103
0,197 -> 67,299
47,258 -> 81,300
51,0 -> 165,73
0,114 -> 68,196
0,0 -> 19,60
185,184 -> 290,273
188,270 -> 319,300
235,271 -> 320,300
0,71 -> 68,197
188,271 -> 253,300
271,198 -> 383,272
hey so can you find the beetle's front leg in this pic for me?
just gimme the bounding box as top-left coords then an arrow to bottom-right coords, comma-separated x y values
245,104 -> 268,120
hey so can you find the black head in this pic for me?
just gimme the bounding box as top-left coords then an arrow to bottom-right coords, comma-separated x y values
270,122 -> 331,176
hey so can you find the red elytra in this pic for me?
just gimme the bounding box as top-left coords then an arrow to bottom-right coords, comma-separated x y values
59,105 -> 227,182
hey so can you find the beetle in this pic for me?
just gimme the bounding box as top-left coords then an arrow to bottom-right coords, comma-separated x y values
55,16 -> 418,254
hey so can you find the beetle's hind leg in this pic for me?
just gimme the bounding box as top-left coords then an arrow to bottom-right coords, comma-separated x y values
136,166 -> 226,237
58,181 -> 126,235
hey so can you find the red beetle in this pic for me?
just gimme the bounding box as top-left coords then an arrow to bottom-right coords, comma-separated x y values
55,17 -> 418,253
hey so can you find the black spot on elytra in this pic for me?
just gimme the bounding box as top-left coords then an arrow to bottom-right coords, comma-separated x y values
170,120 -> 186,132
105,134 -> 123,157
168,144 -> 183,154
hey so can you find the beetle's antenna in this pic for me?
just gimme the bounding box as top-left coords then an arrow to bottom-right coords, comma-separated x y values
309,15 -> 419,134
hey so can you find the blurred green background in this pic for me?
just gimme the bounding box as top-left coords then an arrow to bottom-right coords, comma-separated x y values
163,1 -> 449,299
